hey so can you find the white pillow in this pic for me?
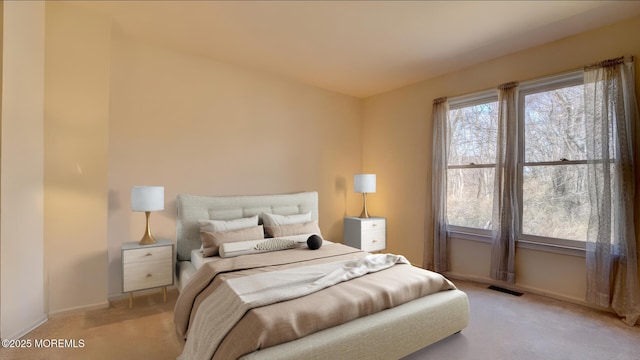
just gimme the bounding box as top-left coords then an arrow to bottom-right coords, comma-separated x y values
219,234 -> 320,258
262,212 -> 311,226
199,215 -> 259,232
218,237 -> 294,258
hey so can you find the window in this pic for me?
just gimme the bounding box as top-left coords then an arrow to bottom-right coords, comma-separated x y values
447,98 -> 497,231
520,81 -> 588,243
446,71 -> 591,249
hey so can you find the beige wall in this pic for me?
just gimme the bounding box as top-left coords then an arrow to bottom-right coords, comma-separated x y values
0,0 -> 46,339
363,15 -> 640,303
44,2 -> 111,314
41,3 -> 363,304
105,23 -> 363,296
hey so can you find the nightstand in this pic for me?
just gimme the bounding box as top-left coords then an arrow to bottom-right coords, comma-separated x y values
343,217 -> 386,252
121,239 -> 174,308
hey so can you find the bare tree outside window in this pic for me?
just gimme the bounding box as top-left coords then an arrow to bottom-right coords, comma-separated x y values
447,102 -> 498,229
446,80 -> 595,243
522,84 -> 589,241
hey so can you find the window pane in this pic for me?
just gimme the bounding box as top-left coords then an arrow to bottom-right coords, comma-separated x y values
447,168 -> 494,229
524,85 -> 586,162
449,102 -> 498,166
522,164 -> 588,241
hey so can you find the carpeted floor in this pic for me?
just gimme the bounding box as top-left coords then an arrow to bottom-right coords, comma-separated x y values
2,281 -> 639,360
404,281 -> 640,360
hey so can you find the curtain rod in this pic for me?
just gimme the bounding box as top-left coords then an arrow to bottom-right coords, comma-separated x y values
441,55 -> 635,105
585,55 -> 634,71
433,97 -> 447,105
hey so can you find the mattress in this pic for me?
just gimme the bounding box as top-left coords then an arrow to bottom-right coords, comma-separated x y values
190,248 -> 217,270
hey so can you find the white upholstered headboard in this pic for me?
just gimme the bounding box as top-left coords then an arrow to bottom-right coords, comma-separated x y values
175,191 -> 319,261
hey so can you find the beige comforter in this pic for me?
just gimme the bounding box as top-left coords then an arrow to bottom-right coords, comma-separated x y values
175,243 -> 456,360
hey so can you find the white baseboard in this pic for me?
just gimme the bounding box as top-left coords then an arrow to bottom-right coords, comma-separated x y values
444,272 -> 612,313
48,301 -> 110,317
108,285 -> 178,302
7,314 -> 48,340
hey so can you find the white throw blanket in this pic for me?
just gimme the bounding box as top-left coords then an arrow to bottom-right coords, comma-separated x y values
178,253 -> 409,360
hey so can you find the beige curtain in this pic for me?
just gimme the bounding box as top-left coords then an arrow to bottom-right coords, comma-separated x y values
584,56 -> 640,326
430,97 -> 450,272
490,82 -> 519,283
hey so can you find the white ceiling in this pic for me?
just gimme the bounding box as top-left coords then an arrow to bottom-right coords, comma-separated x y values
85,1 -> 640,98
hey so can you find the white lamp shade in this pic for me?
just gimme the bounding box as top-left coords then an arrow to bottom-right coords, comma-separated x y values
354,174 -> 376,193
131,186 -> 164,212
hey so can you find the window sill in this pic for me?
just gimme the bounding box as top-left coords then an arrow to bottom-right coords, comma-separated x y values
447,229 -> 586,258
517,240 -> 585,258
447,228 -> 492,243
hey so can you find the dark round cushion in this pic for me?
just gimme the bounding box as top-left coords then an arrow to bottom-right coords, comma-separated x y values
307,234 -> 323,250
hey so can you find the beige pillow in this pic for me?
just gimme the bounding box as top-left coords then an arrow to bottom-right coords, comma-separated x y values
201,225 -> 264,257
265,220 -> 322,238
262,212 -> 312,226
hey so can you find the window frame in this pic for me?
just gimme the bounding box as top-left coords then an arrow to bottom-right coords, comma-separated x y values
446,90 -> 498,239
445,70 -> 588,256
517,70 -> 586,252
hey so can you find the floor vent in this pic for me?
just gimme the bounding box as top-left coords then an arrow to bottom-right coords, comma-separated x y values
488,285 -> 523,297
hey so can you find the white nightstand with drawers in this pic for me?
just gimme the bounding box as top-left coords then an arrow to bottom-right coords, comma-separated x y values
121,239 -> 174,308
343,217 -> 386,252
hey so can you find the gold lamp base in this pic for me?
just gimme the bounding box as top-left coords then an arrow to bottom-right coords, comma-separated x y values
359,193 -> 370,218
139,211 -> 157,245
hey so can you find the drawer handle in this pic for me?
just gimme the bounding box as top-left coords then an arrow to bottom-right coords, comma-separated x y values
372,239 -> 378,243
146,274 -> 153,278
371,223 -> 377,227
145,253 -> 153,257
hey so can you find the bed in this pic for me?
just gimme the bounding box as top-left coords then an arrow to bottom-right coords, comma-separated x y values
174,191 -> 469,360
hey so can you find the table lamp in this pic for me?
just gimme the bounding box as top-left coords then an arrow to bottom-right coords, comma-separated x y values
131,186 -> 164,245
354,174 -> 376,218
